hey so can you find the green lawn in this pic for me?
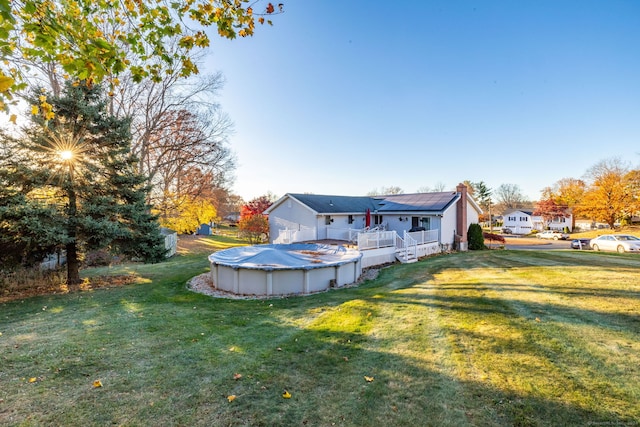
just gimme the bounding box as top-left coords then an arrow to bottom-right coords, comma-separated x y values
1,246 -> 639,426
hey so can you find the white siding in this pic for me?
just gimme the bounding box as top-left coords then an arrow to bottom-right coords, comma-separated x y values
502,210 -> 534,235
268,197 -> 317,243
441,205 -> 458,246
467,200 -> 480,227
316,216 -> 326,239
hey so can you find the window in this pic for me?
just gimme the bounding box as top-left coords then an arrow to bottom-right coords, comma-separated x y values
374,215 -> 382,225
508,216 -> 516,221
325,216 -> 331,225
520,217 -> 527,221
348,215 -> 354,224
421,217 -> 430,229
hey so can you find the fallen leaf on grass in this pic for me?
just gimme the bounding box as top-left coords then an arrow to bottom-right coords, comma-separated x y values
343,356 -> 349,362
28,377 -> 37,383
282,390 -> 291,399
233,373 -> 242,380
364,376 -> 374,382
93,380 -> 103,388
227,395 -> 236,402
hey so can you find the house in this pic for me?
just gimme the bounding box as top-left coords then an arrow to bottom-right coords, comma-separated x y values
264,184 -> 481,265
503,210 -> 573,234
502,210 -> 536,234
223,212 -> 240,224
544,212 -> 572,231
574,218 -> 611,231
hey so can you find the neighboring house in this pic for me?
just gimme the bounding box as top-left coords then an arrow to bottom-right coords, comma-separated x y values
264,184 -> 481,263
161,227 -> 178,257
574,218 -> 611,231
574,218 -> 595,231
544,213 -> 572,231
224,212 -> 240,223
503,210 -> 573,234
502,210 -> 536,234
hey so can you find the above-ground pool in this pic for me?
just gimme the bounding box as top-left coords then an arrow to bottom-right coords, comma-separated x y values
208,243 -> 363,296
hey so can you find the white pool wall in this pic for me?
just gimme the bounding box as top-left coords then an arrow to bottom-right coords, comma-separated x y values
208,244 -> 363,296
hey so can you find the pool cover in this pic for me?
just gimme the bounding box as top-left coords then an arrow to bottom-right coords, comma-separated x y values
208,244 -> 362,270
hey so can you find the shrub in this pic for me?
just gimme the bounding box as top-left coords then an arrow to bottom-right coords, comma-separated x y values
238,214 -> 269,244
483,232 -> 506,248
468,223 -> 485,250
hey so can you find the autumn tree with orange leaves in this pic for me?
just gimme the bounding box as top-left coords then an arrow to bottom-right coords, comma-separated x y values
238,195 -> 274,243
576,158 -> 636,229
533,197 -> 569,230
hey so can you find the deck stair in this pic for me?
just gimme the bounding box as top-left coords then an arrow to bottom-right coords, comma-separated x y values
395,247 -> 418,263
395,231 -> 418,264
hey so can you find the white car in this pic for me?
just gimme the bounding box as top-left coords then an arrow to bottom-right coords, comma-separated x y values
590,234 -> 640,253
537,230 -> 569,240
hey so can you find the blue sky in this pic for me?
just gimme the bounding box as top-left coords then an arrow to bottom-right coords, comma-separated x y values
204,0 -> 640,203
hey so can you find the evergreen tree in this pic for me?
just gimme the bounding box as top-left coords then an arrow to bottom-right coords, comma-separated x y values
473,181 -> 492,212
0,132 -> 66,267
467,223 -> 485,250
1,82 -> 166,285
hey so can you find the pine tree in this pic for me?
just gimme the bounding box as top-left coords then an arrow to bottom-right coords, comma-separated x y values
2,82 -> 166,285
1,132 -> 66,267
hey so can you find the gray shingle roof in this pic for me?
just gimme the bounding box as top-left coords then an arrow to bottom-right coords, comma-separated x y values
504,209 -> 534,216
289,194 -> 379,214
288,192 -> 460,214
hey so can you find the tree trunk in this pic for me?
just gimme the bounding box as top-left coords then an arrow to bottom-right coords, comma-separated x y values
65,168 -> 82,288
66,240 -> 82,288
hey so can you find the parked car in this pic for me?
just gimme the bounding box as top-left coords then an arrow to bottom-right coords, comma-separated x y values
570,238 -> 591,250
501,228 -> 512,234
590,234 -> 640,253
537,230 -> 570,240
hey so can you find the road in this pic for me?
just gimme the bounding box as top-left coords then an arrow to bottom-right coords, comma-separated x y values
502,237 -> 573,250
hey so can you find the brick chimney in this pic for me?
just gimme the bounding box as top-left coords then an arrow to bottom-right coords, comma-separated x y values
456,183 -> 468,251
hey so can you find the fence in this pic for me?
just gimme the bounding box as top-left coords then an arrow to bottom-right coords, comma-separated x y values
326,227 -> 364,242
273,227 -> 316,244
406,229 -> 439,245
357,230 -> 396,250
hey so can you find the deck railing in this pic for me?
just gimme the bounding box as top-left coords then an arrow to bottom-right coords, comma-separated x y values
403,231 -> 418,261
357,230 -> 396,250
273,227 -> 316,244
327,227 -> 364,242
406,229 -> 439,245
